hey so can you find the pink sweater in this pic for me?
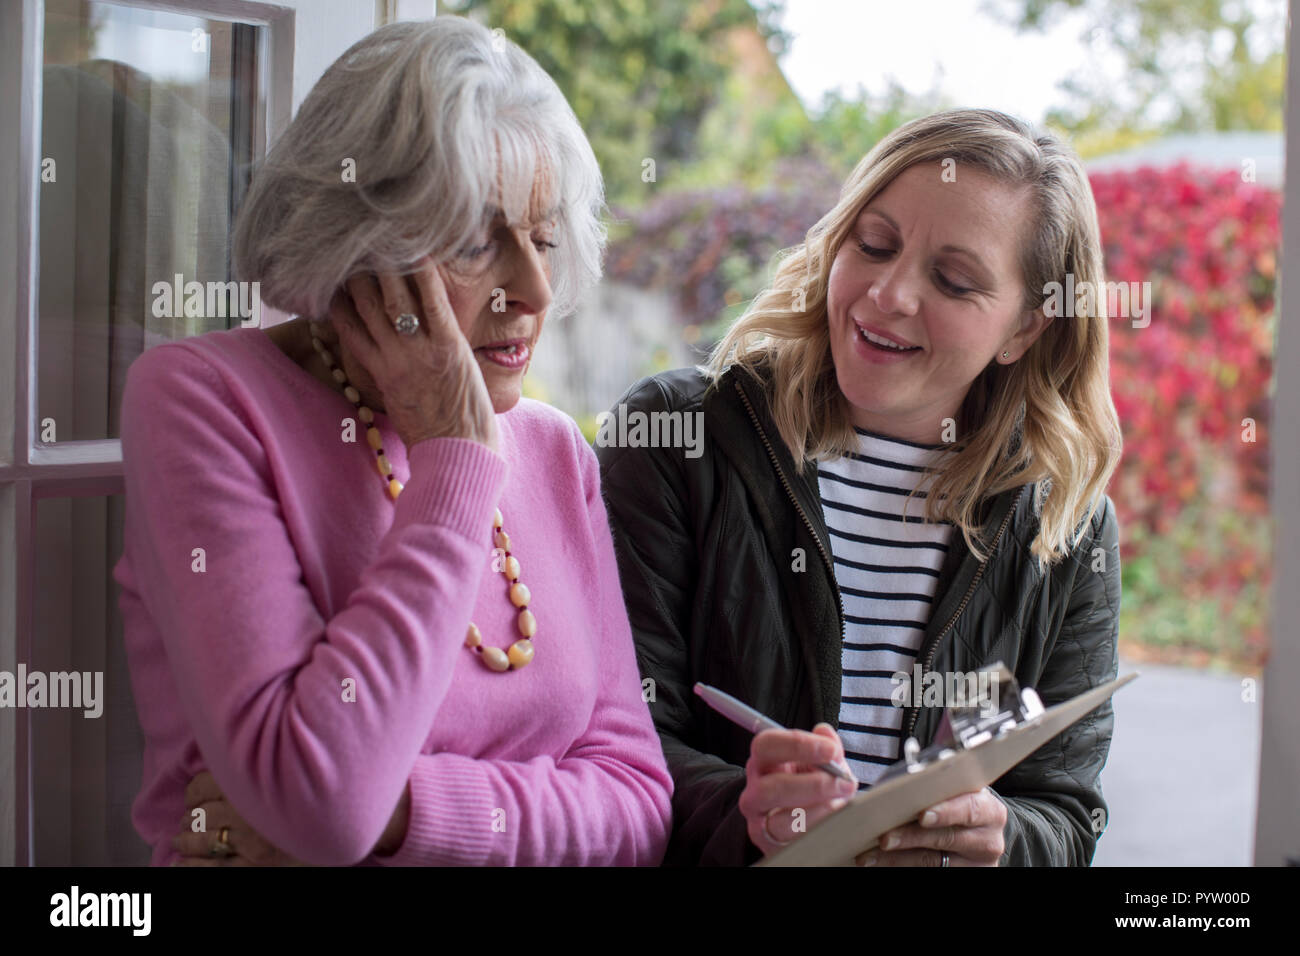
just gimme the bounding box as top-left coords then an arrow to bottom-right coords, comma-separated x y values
113,327 -> 672,866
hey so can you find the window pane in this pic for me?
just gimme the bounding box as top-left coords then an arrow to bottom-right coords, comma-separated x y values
30,493 -> 146,865
37,1 -> 264,443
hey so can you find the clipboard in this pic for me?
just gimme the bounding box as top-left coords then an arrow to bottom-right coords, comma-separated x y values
756,668 -> 1137,867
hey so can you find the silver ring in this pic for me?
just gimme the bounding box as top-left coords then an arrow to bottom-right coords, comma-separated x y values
762,807 -> 794,847
940,851 -> 950,868
394,313 -> 420,336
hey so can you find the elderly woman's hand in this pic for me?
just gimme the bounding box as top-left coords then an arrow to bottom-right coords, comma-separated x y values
170,772 -> 306,866
330,257 -> 499,453
856,786 -> 1006,867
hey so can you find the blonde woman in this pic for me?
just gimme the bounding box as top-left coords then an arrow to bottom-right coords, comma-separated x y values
597,108 -> 1122,867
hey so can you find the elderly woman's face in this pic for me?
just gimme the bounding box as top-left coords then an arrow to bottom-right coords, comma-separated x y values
826,162 -> 1051,445
440,183 -> 557,413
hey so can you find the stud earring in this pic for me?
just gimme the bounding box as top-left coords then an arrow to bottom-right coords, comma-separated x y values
1002,351 -> 1010,359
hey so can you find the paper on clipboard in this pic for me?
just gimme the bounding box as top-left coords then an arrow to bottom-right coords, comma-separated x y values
756,671 -> 1137,867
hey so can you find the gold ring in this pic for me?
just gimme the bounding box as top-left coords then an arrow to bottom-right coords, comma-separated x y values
762,807 -> 795,847
209,826 -> 234,858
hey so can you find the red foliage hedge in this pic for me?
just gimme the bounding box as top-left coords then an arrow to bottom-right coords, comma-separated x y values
1092,163 -> 1278,535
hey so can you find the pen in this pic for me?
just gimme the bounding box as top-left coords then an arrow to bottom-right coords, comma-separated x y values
693,682 -> 860,786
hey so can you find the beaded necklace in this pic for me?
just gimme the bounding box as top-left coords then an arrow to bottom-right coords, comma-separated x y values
309,327 -> 536,672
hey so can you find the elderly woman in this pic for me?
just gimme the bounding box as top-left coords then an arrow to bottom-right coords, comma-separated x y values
597,108 -> 1122,866
114,17 -> 671,866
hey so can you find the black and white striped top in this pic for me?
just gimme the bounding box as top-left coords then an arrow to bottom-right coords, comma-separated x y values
817,426 -> 955,785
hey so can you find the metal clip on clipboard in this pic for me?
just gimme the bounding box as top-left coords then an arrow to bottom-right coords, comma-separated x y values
879,662 -> 1044,783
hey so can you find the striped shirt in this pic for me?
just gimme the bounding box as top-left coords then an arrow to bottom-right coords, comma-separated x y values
817,426 -> 955,785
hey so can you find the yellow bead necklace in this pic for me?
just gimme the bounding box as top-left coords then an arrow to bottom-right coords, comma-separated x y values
310,329 -> 536,672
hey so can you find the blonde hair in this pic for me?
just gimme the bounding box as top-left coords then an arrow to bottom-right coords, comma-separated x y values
707,108 -> 1122,569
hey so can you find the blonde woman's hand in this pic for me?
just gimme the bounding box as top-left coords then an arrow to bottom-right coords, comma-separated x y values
737,723 -> 859,856
856,786 -> 1007,867
329,257 -> 498,453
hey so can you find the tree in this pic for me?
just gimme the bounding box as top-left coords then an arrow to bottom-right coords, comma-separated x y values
808,82 -> 950,180
985,0 -> 1285,144
440,0 -> 789,204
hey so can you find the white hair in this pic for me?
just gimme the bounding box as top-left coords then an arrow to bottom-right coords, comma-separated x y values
233,16 -> 605,320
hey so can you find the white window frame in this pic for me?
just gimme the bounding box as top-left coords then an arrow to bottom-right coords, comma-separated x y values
1255,0 -> 1300,867
0,0 -> 420,867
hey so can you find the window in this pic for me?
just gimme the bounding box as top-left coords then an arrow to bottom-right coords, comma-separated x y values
38,1 -> 265,444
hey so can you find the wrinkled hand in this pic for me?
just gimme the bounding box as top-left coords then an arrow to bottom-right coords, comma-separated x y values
171,771 -> 306,867
857,786 -> 1006,867
329,257 -> 498,452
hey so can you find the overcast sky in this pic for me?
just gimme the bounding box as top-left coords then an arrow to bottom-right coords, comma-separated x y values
775,0 -> 1115,124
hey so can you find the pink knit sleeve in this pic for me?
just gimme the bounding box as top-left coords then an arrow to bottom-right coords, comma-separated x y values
119,344 -> 506,865
371,427 -> 674,866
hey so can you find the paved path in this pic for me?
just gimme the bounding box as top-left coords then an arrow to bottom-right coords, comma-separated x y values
1091,657 -> 1260,866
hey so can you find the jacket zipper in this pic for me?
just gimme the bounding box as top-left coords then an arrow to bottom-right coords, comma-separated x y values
901,483 -> 1026,742
733,380 -> 846,642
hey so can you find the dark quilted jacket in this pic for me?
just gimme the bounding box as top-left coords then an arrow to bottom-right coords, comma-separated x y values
596,360 -> 1121,867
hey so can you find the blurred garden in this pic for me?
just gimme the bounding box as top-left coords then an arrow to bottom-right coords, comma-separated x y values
440,0 -> 1284,672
